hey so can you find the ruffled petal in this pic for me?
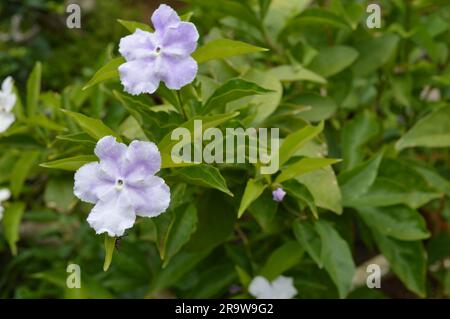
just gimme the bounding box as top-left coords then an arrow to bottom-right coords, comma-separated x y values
249,276 -> 272,299
151,4 -> 180,33
125,175 -> 170,217
94,136 -> 127,177
119,59 -> 160,95
271,276 -> 297,299
162,22 -> 199,56
124,140 -> 161,181
0,112 -> 15,133
0,188 -> 11,202
160,55 -> 197,90
74,162 -> 114,204
119,29 -> 157,61
87,189 -> 136,237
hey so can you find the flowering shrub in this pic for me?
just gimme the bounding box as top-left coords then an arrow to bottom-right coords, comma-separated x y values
0,1 -> 450,299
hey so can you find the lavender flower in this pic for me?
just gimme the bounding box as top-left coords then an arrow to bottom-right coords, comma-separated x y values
272,187 -> 286,202
249,275 -> 297,299
118,4 -> 199,95
74,136 -> 170,237
0,188 -> 11,221
0,77 -> 16,133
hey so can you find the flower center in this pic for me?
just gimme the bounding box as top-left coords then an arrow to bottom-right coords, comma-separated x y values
155,46 -> 161,54
115,179 -> 124,189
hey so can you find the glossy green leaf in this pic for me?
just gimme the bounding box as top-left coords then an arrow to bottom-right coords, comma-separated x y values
293,220 -> 322,267
276,157 -> 340,183
26,62 -> 41,116
103,235 -> 116,271
268,65 -> 326,84
40,155 -> 97,171
238,179 -> 266,218
283,180 -> 317,218
260,241 -> 304,281
309,46 -> 359,77
83,57 -> 125,90
10,151 -> 39,198
62,110 -> 119,140
117,19 -> 153,33
2,202 -> 25,255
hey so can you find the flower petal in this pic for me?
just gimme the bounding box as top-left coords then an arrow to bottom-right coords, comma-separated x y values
160,56 -> 198,90
119,29 -> 157,61
249,276 -> 272,299
0,112 -> 15,133
125,175 -> 170,217
271,276 -> 297,299
162,22 -> 199,56
124,140 -> 161,181
0,188 -> 11,202
74,162 -> 114,204
87,189 -> 136,237
151,4 -> 180,33
119,59 -> 160,95
94,136 -> 127,177
2,76 -> 13,94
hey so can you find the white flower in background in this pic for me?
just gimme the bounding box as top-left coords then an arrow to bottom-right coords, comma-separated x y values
0,189 -> 11,221
0,76 -> 17,133
249,275 -> 297,299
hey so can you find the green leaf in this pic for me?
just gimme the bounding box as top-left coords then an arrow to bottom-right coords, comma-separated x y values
315,220 -> 355,298
10,151 -> 39,198
356,205 -> 430,241
352,33 -> 399,76
117,19 -> 153,33
285,8 -> 350,31
341,111 -> 380,170
291,93 -> 337,122
268,65 -> 326,84
248,189 -> 278,231
83,57 -> 125,90
40,155 -> 97,171
283,180 -> 318,218
103,235 -> 116,272
238,179 -> 267,218
373,231 -> 426,297
172,164 -> 233,196
202,79 -> 272,114
339,152 -> 383,206
276,157 -> 340,183
161,204 -> 198,267
293,220 -> 322,267
2,202 -> 26,255
297,166 -> 342,214
279,122 -> 323,166
158,112 -> 239,168
260,241 -> 304,281
62,110 -> 119,140
309,46 -> 359,77
26,62 -> 42,116
347,178 -> 441,209
396,105 -> 450,150
192,39 -> 268,64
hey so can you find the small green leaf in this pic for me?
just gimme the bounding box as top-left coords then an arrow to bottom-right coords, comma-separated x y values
396,105 -> 450,150
117,19 -> 153,33
172,164 -> 233,196
309,46 -> 359,77
40,155 -> 97,171
10,151 -> 39,198
315,220 -> 355,298
3,202 -> 26,255
83,57 -> 125,90
276,157 -> 340,183
103,235 -> 116,272
356,205 -> 430,241
62,110 -> 119,140
268,65 -> 326,84
293,220 -> 322,267
26,62 -> 42,116
260,241 -> 304,281
192,39 -> 268,64
339,152 -> 383,205
373,231 -> 426,297
279,122 -> 324,166
202,79 -> 272,114
291,93 -> 337,122
283,180 -> 318,218
238,179 -> 266,218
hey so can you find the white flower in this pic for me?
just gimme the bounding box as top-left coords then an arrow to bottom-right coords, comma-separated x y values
0,76 -> 17,133
0,188 -> 11,221
248,275 -> 297,299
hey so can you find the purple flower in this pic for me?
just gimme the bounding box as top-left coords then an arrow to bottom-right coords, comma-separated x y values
272,187 -> 286,202
74,136 -> 170,236
118,4 -> 199,95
